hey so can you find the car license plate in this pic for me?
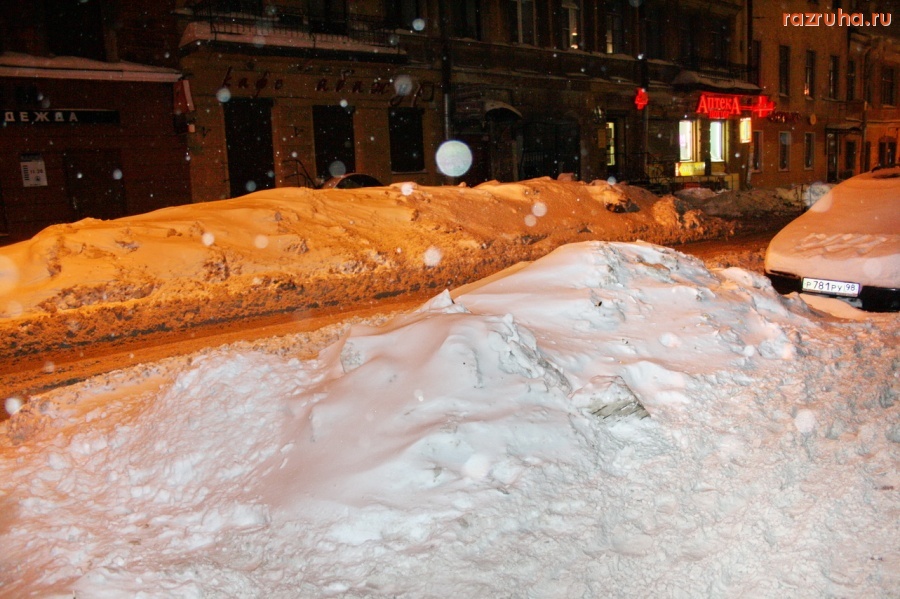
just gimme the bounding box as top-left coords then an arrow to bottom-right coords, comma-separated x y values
801,277 -> 861,297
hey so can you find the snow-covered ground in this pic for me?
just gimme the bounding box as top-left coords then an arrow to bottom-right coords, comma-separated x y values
0,179 -> 896,598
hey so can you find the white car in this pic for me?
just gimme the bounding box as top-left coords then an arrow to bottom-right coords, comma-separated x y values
765,168 -> 900,312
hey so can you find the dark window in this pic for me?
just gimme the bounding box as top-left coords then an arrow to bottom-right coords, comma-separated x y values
451,0 -> 480,39
710,19 -> 728,65
643,9 -> 663,60
308,0 -> 348,35
779,45 -> 790,96
779,131 -> 791,170
678,14 -> 694,63
865,56 -> 873,102
45,0 -> 106,61
509,0 -> 535,44
385,0 -> 423,30
847,60 -> 856,101
606,0 -> 626,55
804,133 -> 815,169
805,50 -> 816,97
749,40 -> 761,87
829,55 -> 839,99
878,140 -> 896,166
845,140 -> 857,173
224,98 -> 276,198
751,130 -> 762,172
313,104 -> 355,180
389,108 -> 425,173
882,67 -> 895,105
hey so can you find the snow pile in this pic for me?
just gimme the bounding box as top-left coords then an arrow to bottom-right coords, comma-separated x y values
678,187 -> 809,218
1,241 -> 897,598
0,177 -> 737,356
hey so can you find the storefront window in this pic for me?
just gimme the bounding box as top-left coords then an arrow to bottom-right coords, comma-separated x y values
709,121 -> 725,162
679,120 -> 694,161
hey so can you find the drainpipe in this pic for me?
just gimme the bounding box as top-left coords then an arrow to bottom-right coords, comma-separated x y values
438,0 -> 452,142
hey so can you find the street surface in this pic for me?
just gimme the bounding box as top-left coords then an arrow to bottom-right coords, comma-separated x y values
1,230 -> 776,419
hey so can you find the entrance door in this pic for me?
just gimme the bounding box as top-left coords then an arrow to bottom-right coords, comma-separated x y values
223,98 -> 275,198
63,150 -> 127,220
313,105 -> 356,181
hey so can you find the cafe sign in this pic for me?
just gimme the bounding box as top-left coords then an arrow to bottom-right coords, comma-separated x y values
3,109 -> 120,125
695,93 -> 774,119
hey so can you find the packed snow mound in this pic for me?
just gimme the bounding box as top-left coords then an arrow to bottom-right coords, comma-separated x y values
1,241 -> 897,598
678,186 -> 807,218
0,178 -> 737,356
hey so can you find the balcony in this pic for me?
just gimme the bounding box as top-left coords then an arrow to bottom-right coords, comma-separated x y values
182,1 -> 403,56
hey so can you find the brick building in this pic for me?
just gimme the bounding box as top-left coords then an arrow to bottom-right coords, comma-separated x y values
0,1 -> 191,242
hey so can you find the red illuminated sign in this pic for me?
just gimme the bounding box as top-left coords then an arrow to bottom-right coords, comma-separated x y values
695,93 -> 775,119
634,88 -> 648,110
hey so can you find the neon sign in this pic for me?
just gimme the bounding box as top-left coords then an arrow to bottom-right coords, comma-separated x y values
695,93 -> 774,119
634,88 -> 648,110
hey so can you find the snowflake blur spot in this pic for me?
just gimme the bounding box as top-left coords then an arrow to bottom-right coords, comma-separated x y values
112,169 -> 123,180
412,18 -> 425,31
329,161 -> 347,177
216,87 -> 232,103
423,246 -> 443,267
245,180 -> 258,192
607,176 -> 618,185
254,235 -> 269,249
340,99 -> 348,108
394,75 -> 414,96
400,182 -> 416,196
532,201 -> 548,217
0,255 -> 19,295
201,232 -> 215,247
435,140 -> 473,177
4,397 -> 23,416
291,151 -> 298,158
524,214 -> 537,227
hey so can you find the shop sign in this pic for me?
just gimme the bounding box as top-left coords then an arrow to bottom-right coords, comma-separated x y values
634,88 -> 648,110
20,153 -> 47,187
315,76 -> 436,107
3,109 -> 119,125
220,67 -> 285,97
695,93 -> 775,119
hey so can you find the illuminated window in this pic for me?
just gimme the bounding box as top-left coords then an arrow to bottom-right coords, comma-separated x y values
739,118 -> 752,144
709,121 -> 725,162
561,0 -> 581,49
805,50 -> 816,97
679,120 -> 694,161
606,122 -> 616,166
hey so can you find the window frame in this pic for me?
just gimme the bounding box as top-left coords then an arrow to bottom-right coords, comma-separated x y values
804,132 -> 815,170
779,131 -> 791,171
388,107 -> 426,174
805,50 -> 816,98
779,45 -> 791,96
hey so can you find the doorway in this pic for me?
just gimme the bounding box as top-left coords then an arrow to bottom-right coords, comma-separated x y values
223,98 -> 276,198
313,104 -> 356,181
62,150 -> 127,221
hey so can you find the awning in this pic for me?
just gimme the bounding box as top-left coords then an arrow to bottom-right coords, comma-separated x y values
672,70 -> 761,95
0,51 -> 182,83
484,100 -> 522,120
826,121 -> 863,133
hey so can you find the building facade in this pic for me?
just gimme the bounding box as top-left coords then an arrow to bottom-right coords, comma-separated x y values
3,0 -> 899,240
0,1 -> 191,242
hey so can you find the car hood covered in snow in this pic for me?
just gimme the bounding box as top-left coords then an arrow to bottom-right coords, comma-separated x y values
765,169 -> 900,287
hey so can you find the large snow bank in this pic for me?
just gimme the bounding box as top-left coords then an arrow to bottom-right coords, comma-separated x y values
1,242 -> 897,598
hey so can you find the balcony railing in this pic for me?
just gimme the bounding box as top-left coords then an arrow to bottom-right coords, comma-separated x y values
186,1 -> 401,52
